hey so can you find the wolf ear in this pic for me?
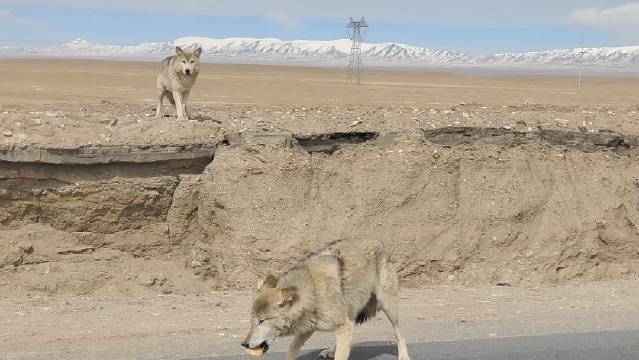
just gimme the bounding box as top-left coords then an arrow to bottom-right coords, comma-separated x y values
257,274 -> 277,291
175,46 -> 184,56
278,286 -> 298,307
193,47 -> 202,58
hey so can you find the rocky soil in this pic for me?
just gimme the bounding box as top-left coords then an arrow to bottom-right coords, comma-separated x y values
2,102 -> 639,296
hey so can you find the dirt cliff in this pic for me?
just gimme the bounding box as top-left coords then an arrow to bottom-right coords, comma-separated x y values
1,104 -> 639,296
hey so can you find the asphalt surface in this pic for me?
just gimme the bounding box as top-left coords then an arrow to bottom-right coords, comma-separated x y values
200,329 -> 639,360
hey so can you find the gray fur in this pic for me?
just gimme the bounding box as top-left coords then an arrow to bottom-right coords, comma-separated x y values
242,239 -> 411,360
155,46 -> 202,121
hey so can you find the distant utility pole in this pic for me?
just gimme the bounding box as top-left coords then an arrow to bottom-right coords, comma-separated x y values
346,17 -> 368,86
578,36 -> 587,92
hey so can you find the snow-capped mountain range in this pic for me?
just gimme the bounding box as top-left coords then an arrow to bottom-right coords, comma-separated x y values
3,36 -> 639,68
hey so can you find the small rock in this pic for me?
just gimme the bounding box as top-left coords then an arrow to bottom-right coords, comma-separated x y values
45,111 -> 63,118
2,130 -> 12,137
109,118 -> 118,126
461,112 -> 470,119
18,244 -> 34,254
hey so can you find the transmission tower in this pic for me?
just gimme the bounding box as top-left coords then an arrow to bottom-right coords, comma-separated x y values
345,17 -> 368,86
578,36 -> 588,92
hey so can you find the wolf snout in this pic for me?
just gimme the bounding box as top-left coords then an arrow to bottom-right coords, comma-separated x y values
185,69 -> 191,75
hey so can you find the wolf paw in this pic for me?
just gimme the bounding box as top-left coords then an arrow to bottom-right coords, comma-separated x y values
318,349 -> 335,359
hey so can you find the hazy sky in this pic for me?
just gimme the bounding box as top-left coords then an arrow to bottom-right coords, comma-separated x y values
1,0 -> 638,53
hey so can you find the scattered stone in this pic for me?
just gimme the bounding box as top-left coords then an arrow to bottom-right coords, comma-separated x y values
45,111 -> 63,118
496,283 -> 512,287
109,118 -> 118,126
56,246 -> 95,255
138,273 -> 173,294
2,130 -> 12,137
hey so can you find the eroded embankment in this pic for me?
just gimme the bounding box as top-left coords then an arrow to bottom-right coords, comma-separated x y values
1,127 -> 639,295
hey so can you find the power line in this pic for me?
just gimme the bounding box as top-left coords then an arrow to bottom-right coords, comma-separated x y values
0,38 -> 61,45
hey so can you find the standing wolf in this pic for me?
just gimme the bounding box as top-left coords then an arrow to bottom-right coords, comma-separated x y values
155,46 -> 202,120
241,239 -> 410,360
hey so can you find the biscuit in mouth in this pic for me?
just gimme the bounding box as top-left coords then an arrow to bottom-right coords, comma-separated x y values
246,342 -> 269,357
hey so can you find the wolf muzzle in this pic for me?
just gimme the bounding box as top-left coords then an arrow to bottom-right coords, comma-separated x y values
241,340 -> 269,353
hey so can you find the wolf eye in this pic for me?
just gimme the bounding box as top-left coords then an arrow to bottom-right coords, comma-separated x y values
191,61 -> 195,64
181,61 -> 186,64
258,319 -> 265,325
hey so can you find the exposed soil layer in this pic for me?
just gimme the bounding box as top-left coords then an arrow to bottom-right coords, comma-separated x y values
2,103 -> 639,296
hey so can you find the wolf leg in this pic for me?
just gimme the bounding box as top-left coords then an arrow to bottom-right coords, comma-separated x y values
287,331 -> 313,360
155,90 -> 164,119
333,321 -> 353,360
377,258 -> 410,360
319,343 -> 335,359
172,91 -> 186,120
182,90 -> 191,119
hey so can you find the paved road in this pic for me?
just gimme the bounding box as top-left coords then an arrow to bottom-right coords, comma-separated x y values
200,329 -> 639,360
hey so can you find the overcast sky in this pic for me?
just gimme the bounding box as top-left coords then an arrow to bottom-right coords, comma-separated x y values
1,1 -> 639,53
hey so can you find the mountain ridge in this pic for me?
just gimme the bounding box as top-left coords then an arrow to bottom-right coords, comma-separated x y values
3,36 -> 639,68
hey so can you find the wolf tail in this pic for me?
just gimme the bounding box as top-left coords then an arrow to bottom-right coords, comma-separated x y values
355,293 -> 378,325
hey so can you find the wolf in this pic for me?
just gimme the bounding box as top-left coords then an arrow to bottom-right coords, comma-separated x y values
241,239 -> 410,360
155,46 -> 202,121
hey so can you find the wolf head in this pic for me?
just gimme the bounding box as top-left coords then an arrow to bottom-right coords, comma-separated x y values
241,275 -> 299,355
174,46 -> 202,76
